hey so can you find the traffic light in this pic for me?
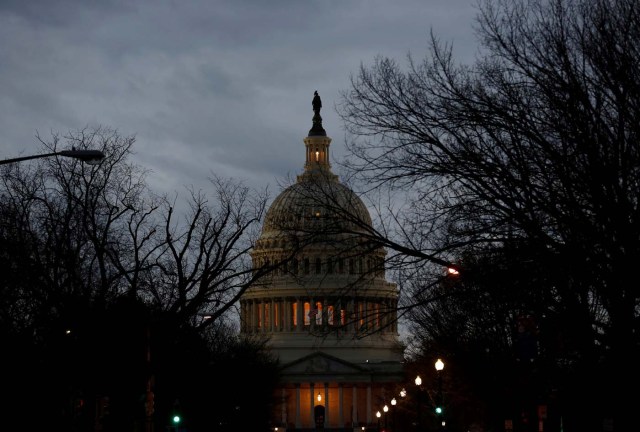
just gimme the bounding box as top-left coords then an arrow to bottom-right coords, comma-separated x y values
172,414 -> 181,425
435,406 -> 443,415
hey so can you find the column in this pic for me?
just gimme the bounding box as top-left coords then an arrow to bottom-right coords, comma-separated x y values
296,384 -> 301,429
324,382 -> 329,428
349,298 -> 356,333
366,384 -> 372,423
310,383 -> 315,428
339,384 -> 344,428
310,297 -> 315,331
297,298 -> 303,331
281,298 -> 286,330
323,297 -> 328,326
284,298 -> 290,331
281,387 -> 287,425
352,385 -> 358,427
269,298 -> 274,332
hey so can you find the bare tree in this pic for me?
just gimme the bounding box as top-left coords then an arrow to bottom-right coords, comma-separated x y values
152,175 -> 270,327
0,126 -> 275,430
336,0 -> 640,430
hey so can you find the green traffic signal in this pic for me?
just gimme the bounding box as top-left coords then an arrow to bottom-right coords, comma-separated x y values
435,407 -> 443,415
172,414 -> 181,424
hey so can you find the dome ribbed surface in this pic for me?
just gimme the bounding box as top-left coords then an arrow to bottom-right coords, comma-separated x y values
263,175 -> 372,234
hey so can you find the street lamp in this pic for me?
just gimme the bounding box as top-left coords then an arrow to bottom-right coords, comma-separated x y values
391,398 -> 397,432
435,358 -> 445,429
415,375 -> 423,431
383,404 -> 389,431
0,149 -> 105,165
376,410 -> 382,432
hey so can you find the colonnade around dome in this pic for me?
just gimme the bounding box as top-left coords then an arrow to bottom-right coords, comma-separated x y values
240,295 -> 399,335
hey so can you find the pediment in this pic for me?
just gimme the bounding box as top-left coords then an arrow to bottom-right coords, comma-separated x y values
280,351 -> 365,375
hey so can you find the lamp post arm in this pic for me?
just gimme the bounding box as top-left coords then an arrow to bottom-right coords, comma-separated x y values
0,149 -> 105,166
0,152 -> 60,165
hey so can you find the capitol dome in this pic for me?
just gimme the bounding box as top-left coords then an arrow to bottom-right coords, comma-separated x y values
262,174 -> 373,234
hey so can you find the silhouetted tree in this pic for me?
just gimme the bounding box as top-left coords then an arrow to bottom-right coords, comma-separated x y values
336,0 -> 640,430
0,126 -> 277,430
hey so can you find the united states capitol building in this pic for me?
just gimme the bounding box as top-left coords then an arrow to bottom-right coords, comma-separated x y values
239,92 -> 405,431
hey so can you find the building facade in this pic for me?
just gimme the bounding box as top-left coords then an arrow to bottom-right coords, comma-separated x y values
239,93 -> 404,431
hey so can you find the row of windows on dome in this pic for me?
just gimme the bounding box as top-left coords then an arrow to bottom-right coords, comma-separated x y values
252,255 -> 386,278
239,297 -> 399,334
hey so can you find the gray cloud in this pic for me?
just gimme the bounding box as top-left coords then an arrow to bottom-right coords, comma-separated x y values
1,0 -> 479,199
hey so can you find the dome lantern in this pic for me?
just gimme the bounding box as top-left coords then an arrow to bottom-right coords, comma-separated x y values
304,91 -> 332,173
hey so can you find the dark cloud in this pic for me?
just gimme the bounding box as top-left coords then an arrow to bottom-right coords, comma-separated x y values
1,0 -> 478,199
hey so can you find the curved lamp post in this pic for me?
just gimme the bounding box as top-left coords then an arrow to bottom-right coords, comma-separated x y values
1,149 -> 105,165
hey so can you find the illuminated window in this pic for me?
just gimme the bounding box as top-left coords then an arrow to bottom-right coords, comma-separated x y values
274,303 -> 279,328
315,302 -> 323,325
340,309 -> 346,325
292,302 -> 298,327
328,305 -> 334,325
304,302 -> 311,325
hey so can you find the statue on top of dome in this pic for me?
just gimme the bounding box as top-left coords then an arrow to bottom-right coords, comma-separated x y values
309,90 -> 326,137
312,90 -> 322,116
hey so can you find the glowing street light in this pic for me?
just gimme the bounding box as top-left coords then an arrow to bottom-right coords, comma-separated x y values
391,398 -> 397,432
415,375 -> 423,430
435,358 -> 445,427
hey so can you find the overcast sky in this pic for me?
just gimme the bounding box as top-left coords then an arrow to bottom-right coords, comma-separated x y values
1,0 -> 480,202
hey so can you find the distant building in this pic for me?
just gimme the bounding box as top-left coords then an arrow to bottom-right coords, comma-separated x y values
239,93 -> 404,431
